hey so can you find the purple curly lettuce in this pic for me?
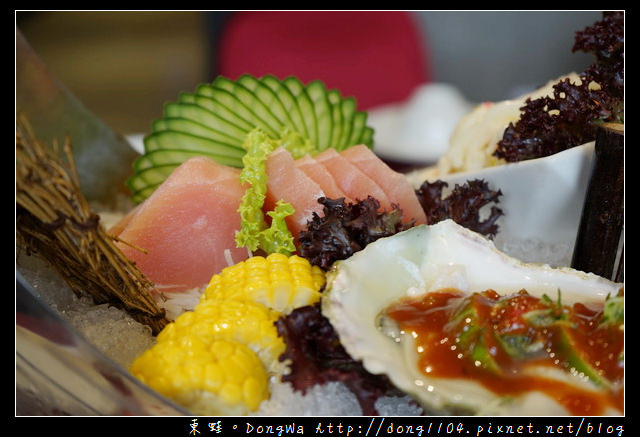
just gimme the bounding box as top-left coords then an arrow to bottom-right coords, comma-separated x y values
494,11 -> 624,162
298,178 -> 503,271
415,179 -> 503,239
573,11 -> 624,100
286,184 -> 501,413
275,304 -> 413,416
297,196 -> 413,271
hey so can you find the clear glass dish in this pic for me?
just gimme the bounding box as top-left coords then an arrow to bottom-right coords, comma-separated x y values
16,269 -> 188,416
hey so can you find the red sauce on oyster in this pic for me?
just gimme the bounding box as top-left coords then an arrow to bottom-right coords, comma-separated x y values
385,288 -> 624,415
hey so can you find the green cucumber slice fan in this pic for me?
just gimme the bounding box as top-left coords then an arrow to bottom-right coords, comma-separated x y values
127,74 -> 374,203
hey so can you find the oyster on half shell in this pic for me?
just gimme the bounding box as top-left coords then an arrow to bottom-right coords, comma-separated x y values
322,220 -> 623,416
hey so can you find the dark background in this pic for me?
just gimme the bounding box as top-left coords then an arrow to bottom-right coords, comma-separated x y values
16,11 -> 602,136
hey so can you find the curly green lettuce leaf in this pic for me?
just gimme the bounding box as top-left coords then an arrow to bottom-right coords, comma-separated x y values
235,129 -> 295,255
279,127 -> 316,159
259,200 -> 296,255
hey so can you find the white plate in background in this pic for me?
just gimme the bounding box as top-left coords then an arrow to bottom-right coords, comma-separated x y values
126,133 -> 145,154
368,83 -> 473,164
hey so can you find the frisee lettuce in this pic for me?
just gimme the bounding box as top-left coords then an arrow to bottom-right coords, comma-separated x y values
260,200 -> 296,255
235,128 -> 296,255
279,127 -> 316,159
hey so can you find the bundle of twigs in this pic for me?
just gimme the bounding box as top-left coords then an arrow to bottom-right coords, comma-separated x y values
16,117 -> 169,335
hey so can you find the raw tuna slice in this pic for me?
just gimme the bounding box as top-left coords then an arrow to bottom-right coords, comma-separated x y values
314,148 -> 393,211
341,145 -> 427,225
112,156 -> 248,293
265,147 -> 326,236
295,154 -> 353,203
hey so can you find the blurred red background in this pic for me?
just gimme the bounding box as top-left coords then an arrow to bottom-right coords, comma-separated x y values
217,11 -> 431,110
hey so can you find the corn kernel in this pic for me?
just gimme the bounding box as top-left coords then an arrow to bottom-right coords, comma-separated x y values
131,253 -> 326,416
130,337 -> 268,416
202,254 -> 325,314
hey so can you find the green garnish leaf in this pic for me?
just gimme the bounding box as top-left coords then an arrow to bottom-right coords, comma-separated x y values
260,200 -> 296,255
524,289 -> 570,327
497,334 -> 545,358
600,293 -> 624,326
235,128 -> 296,256
539,289 -> 562,307
235,129 -> 273,251
470,333 -> 501,374
279,127 -> 316,159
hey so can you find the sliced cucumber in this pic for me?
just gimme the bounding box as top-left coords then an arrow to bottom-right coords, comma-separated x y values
337,97 -> 357,149
195,83 -> 280,138
236,74 -> 296,132
130,148 -> 240,198
143,131 -> 245,163
211,76 -> 285,135
131,147 -> 243,197
128,135 -> 245,202
327,89 -> 344,150
283,76 -> 318,147
128,165 -> 176,200
180,92 -> 255,133
260,74 -> 309,140
152,117 -> 240,147
347,111 -> 367,147
306,80 -> 333,151
127,74 -> 375,203
133,148 -> 221,172
359,126 -> 375,148
163,102 -> 249,145
130,186 -> 159,204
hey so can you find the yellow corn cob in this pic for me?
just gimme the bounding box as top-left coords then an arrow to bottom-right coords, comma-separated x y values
160,298 -> 286,374
130,254 -> 325,415
202,253 -> 325,314
130,336 -> 268,416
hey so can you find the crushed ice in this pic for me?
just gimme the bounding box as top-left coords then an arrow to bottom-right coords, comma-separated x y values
17,232 -> 570,415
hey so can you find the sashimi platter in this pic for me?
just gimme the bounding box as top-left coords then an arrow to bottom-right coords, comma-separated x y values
16,12 -> 624,417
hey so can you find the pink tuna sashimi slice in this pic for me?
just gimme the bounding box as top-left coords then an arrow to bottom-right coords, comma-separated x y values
265,147 -> 326,236
341,145 -> 427,225
112,156 -> 248,293
314,148 -> 393,211
295,154 -> 354,203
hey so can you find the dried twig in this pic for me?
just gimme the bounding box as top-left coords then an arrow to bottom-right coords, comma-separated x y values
16,117 -> 168,335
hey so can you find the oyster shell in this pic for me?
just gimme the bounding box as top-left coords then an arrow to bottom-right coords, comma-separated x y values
322,220 -> 623,416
